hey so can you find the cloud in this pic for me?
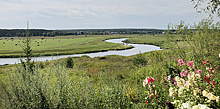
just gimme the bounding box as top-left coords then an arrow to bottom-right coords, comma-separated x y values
0,0 -> 215,29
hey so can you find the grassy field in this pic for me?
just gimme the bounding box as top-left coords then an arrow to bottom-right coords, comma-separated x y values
123,34 -> 167,48
0,34 -> 171,58
0,24 -> 219,108
0,35 -> 134,57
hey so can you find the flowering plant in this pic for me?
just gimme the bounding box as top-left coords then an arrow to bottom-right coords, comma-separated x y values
143,77 -> 159,105
165,59 -> 219,108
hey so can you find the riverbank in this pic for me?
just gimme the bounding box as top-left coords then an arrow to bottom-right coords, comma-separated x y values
0,35 -> 167,58
0,35 -> 135,58
0,38 -> 162,65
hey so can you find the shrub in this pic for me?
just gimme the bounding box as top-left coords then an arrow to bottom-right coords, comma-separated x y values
65,57 -> 74,68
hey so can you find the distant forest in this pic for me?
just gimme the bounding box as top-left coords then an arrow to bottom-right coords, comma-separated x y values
0,29 -> 165,37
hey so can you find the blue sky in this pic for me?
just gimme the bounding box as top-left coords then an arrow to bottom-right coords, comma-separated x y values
0,0 -> 216,29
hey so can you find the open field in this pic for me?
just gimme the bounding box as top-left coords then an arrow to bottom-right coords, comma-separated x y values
0,34 -> 170,58
0,26 -> 219,108
0,35 -> 134,57
123,34 -> 167,48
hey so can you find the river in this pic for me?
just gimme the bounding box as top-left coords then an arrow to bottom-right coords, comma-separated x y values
0,38 -> 162,65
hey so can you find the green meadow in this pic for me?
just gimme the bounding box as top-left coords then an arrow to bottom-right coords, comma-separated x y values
0,35 -> 133,57
0,21 -> 220,108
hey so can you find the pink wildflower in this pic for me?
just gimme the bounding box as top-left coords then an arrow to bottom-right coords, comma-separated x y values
207,59 -> 209,63
212,80 -> 215,88
213,69 -> 216,74
177,59 -> 184,66
208,67 -> 212,72
164,77 -> 167,81
147,77 -> 155,85
216,66 -> 219,69
203,60 -> 206,65
174,82 -> 177,85
196,69 -> 202,74
180,70 -> 187,77
145,100 -> 148,105
151,78 -> 155,82
187,60 -> 193,66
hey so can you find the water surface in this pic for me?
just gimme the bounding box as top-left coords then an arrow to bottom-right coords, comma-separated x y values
0,38 -> 162,65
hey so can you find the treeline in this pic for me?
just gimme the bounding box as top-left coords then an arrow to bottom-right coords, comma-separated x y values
0,29 -> 165,37
0,29 -> 58,37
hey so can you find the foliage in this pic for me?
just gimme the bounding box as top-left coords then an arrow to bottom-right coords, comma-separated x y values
132,52 -> 148,67
166,20 -> 220,62
166,59 -> 219,108
65,57 -> 74,68
191,0 -> 220,17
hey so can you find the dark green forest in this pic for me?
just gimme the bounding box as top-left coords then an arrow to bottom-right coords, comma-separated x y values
0,29 -> 165,37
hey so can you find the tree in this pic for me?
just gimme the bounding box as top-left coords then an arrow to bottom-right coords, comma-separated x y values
191,0 -> 220,17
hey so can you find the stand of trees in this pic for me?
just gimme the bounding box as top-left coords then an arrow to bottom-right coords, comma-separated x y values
0,29 -> 165,37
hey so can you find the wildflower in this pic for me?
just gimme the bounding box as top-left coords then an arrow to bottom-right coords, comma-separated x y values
187,60 -> 193,66
148,77 -> 154,85
182,103 -> 191,109
216,66 -> 219,69
202,90 -> 208,97
211,80 -> 215,88
195,74 -> 201,79
196,69 -> 202,74
207,59 -> 209,63
149,94 -> 154,98
151,78 -> 155,82
203,60 -> 206,65
164,77 -> 167,81
174,82 -> 177,85
177,59 -> 184,66
145,100 -> 148,104
207,93 -> 216,100
212,69 -> 216,74
216,96 -> 219,102
198,104 -> 210,109
204,75 -> 211,84
143,77 -> 148,87
168,75 -> 171,80
208,67 -> 212,72
180,70 -> 187,77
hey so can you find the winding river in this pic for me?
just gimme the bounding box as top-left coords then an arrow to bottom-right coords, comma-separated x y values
0,38 -> 162,65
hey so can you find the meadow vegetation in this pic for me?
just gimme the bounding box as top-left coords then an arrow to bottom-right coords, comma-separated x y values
0,20 -> 219,108
0,35 -> 133,58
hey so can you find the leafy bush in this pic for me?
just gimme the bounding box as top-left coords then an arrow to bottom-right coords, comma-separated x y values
65,57 -> 74,68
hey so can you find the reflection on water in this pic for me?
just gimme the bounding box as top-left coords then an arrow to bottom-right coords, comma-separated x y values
0,38 -> 162,65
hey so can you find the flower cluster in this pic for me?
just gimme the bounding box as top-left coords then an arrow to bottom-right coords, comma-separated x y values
143,77 -> 158,105
143,77 -> 155,88
165,59 -> 219,108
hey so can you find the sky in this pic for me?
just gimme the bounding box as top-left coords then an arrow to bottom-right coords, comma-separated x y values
0,0 -> 217,29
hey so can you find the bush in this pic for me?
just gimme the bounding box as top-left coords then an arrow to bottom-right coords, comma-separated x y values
65,57 -> 74,68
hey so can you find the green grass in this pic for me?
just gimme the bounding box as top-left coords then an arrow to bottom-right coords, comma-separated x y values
0,26 -> 219,108
0,34 -> 172,58
0,35 -> 133,57
123,34 -> 168,48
